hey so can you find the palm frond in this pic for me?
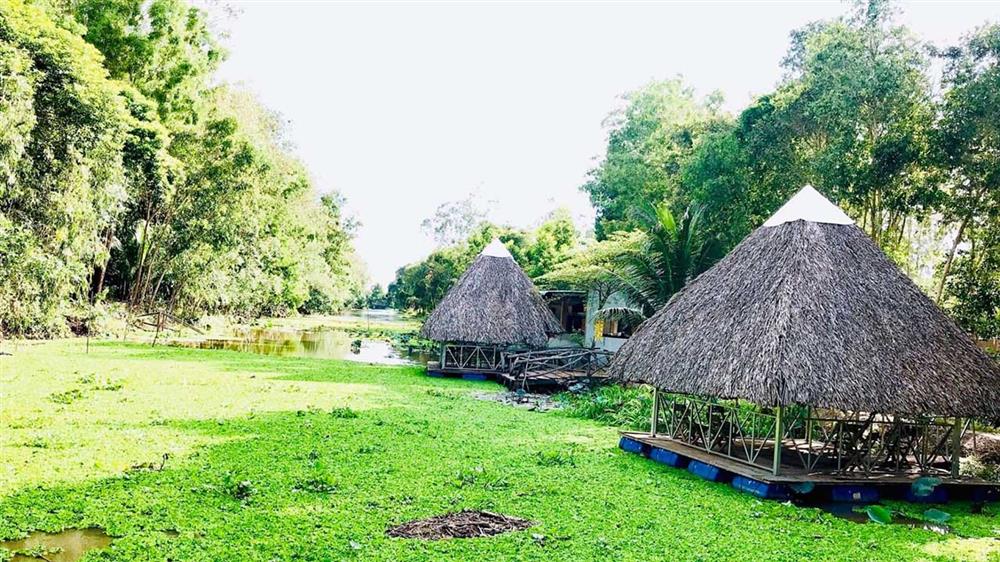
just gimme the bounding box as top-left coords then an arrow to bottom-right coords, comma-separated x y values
595,306 -> 646,326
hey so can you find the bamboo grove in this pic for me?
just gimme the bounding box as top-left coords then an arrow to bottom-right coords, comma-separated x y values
0,0 -> 364,336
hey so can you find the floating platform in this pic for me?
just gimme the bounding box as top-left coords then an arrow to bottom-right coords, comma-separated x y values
425,361 -> 499,381
620,431 -> 999,503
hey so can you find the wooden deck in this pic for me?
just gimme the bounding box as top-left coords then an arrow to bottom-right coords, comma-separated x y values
621,431 -> 996,487
498,369 -> 610,391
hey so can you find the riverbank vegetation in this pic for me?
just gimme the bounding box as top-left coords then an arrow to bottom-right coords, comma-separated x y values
3,342 -> 999,561
0,0 -> 364,338
387,209 -> 580,313
580,2 -> 1000,339
390,1 -> 1000,341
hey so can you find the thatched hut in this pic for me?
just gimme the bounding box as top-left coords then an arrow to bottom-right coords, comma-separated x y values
422,239 -> 561,374
613,185 -> 1000,483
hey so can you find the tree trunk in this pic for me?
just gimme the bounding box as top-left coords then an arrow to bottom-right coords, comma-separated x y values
91,228 -> 114,302
936,217 -> 968,303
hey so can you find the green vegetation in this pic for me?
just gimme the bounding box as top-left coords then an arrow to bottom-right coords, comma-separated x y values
542,203 -> 720,324
0,0 -> 363,338
556,385 -> 653,430
388,210 -> 579,314
2,342 -> 999,561
581,0 -> 1000,339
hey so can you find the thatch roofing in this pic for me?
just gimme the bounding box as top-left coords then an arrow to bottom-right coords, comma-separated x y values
610,186 -> 1000,418
421,239 -> 561,347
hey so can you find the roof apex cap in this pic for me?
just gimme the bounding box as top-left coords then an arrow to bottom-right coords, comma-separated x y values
763,185 -> 855,228
481,238 -> 513,258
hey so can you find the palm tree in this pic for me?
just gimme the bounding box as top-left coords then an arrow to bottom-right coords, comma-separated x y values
599,202 -> 720,324
541,201 -> 720,327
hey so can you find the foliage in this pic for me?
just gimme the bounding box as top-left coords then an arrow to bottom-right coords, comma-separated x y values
388,210 -> 579,313
0,0 -> 362,335
934,24 -> 1000,336
365,284 -> 390,309
541,203 -> 719,323
0,0 -> 130,336
582,78 -> 726,238
7,342 -> 998,560
945,230 -> 1000,340
420,193 -> 490,247
579,0 -> 998,337
555,385 -> 652,430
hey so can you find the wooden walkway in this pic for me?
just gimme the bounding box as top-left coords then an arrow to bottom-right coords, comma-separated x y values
502,347 -> 613,392
425,361 -> 500,380
497,369 -> 609,391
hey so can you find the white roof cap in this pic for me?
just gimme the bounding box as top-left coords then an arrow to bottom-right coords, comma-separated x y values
481,238 -> 513,258
763,185 -> 855,228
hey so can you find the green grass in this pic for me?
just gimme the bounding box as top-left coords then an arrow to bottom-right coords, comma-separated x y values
1,341 -> 998,561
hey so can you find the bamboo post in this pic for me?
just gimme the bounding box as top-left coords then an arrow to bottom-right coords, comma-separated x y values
650,387 -> 660,437
951,417 -> 963,478
772,406 -> 783,476
439,342 -> 446,369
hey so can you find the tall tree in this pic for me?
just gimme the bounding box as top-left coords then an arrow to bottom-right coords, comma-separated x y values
0,0 -> 129,335
420,193 -> 490,247
933,24 -> 1000,308
772,0 -> 937,254
582,79 -> 724,238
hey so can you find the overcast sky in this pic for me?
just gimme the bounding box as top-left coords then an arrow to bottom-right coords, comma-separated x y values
209,1 -> 1000,286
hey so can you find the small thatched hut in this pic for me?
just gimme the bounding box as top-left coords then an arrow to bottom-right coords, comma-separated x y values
422,239 -> 561,374
613,185 -> 1000,481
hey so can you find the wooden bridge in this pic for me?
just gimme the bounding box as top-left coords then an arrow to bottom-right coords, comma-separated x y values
499,347 -> 613,391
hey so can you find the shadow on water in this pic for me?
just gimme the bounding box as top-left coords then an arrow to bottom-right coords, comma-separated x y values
1,528 -> 112,562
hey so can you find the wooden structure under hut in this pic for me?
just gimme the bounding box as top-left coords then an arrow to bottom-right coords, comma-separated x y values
614,185 -> 1000,502
421,238 -> 562,379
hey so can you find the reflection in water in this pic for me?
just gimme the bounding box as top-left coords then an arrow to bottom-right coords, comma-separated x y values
1,528 -> 112,562
175,326 -> 431,365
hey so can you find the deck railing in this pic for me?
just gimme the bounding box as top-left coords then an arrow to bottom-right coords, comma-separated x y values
439,343 -> 506,372
506,347 -> 613,389
651,392 -> 970,477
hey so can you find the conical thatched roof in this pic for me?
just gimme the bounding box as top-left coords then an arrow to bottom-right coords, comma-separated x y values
610,186 -> 1000,418
421,239 -> 561,347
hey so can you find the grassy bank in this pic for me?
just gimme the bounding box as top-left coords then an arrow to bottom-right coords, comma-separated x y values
1,341 -> 998,561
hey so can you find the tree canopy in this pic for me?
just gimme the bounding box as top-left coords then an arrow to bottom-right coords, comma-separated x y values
576,0 -> 1000,339
0,0 -> 362,336
388,209 -> 580,314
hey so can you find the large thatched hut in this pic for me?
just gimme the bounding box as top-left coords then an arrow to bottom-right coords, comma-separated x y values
422,238 -> 561,375
613,186 -> 1000,486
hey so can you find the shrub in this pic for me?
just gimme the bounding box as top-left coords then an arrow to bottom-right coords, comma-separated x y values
555,385 -> 652,429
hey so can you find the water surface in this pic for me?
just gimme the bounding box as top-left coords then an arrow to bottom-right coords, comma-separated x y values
1,528 -> 112,562
170,310 -> 431,365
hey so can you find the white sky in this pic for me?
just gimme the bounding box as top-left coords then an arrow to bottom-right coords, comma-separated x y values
209,1 -> 1000,286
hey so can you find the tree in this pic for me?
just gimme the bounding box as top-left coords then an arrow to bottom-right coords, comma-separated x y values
365,284 -> 389,309
389,213 -> 581,313
768,0 -> 937,254
582,78 -> 725,238
541,203 -> 720,324
0,0 -> 364,335
420,193 -> 490,247
933,24 -> 1000,308
0,0 -> 130,335
72,0 -> 223,128
944,220 -> 1000,340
